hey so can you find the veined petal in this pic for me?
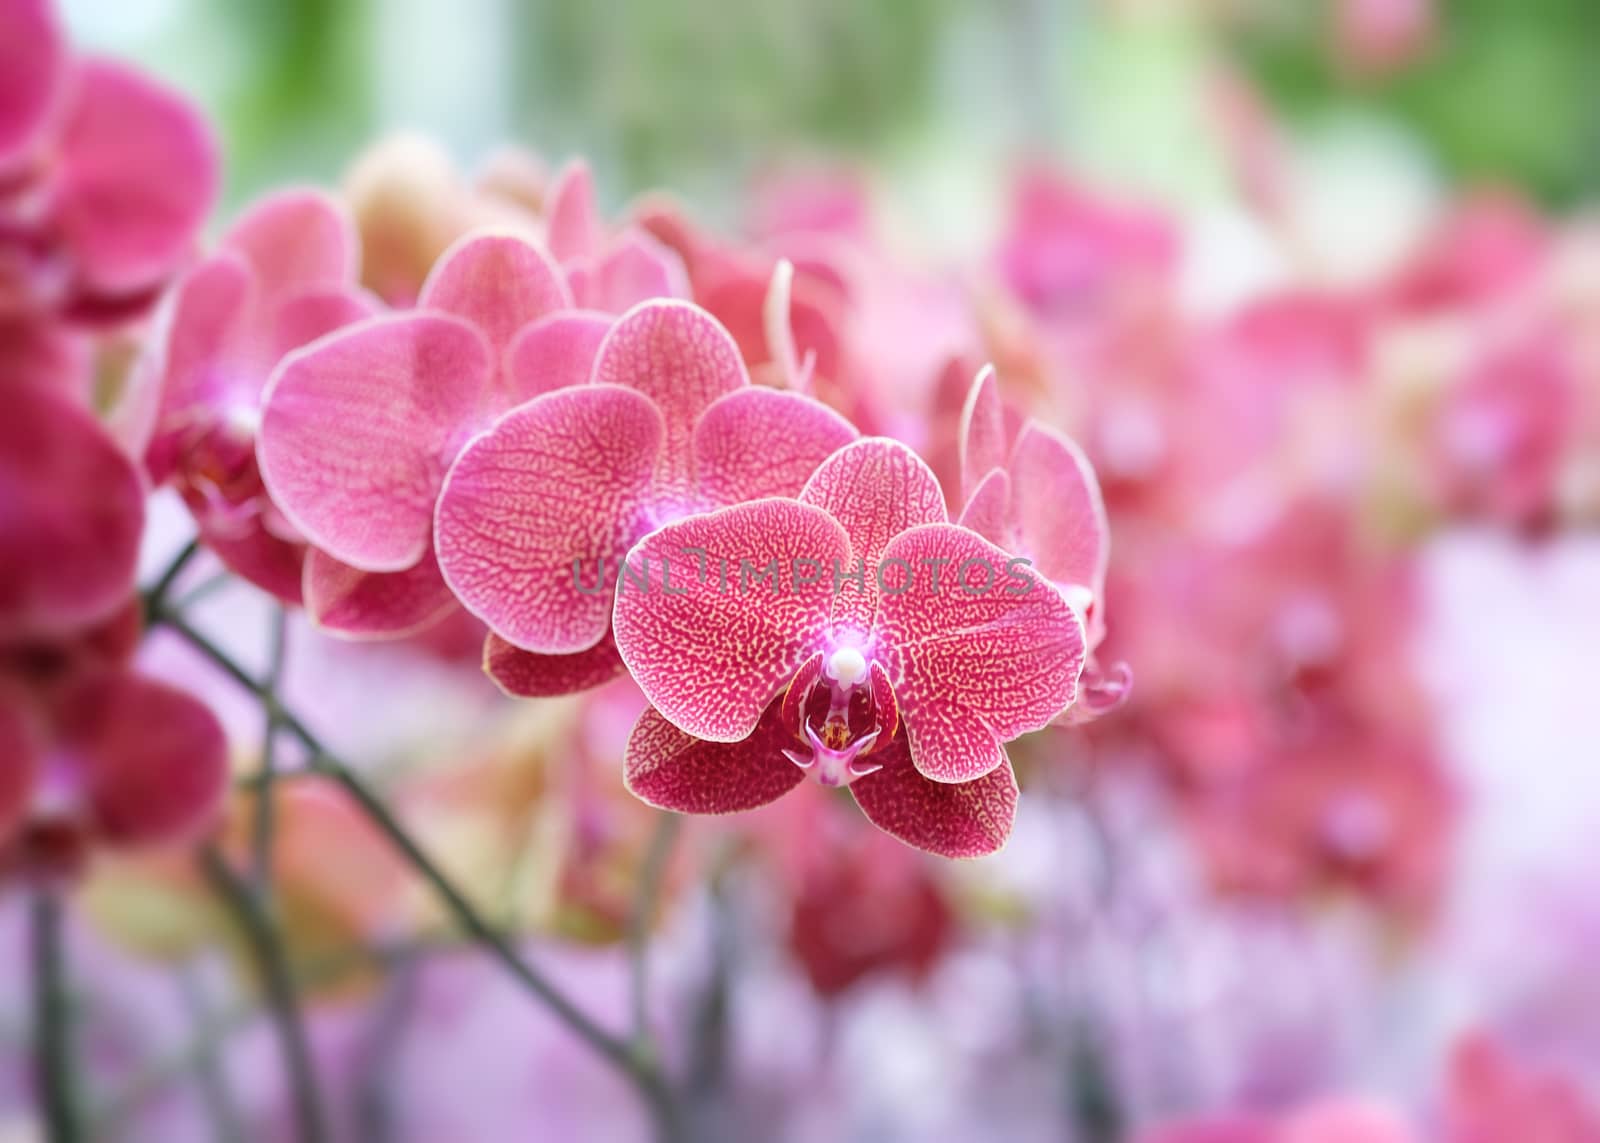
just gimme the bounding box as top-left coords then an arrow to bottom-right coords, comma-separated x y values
545,159 -> 602,263
483,630 -> 626,698
434,384 -> 663,653
258,312 -> 493,571
851,734 -> 1017,858
693,387 -> 858,506
0,384 -> 145,640
877,524 -> 1085,782
957,466 -> 1012,549
52,59 -> 219,295
0,0 -> 64,167
220,188 -> 357,305
612,499 -> 846,742
1009,422 -> 1109,601
958,365 -> 1008,501
503,310 -> 611,402
624,703 -> 805,814
304,547 -> 458,640
592,300 -> 749,493
799,437 -> 945,632
419,231 -> 571,355
66,672 -> 229,848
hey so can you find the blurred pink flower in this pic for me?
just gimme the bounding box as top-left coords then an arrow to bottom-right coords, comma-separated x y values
612,436 -> 1086,857
1445,1034 -> 1600,1143
0,0 -> 217,327
544,159 -> 691,313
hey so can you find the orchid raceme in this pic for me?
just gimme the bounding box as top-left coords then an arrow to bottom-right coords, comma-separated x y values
433,298 -> 857,696
611,436 -> 1087,857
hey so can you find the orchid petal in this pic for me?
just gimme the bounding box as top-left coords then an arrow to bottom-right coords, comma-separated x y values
702,266 -> 843,389
624,703 -> 806,814
612,499 -> 846,742
958,365 -> 1008,500
851,735 -> 1017,858
304,547 -> 458,640
799,437 -> 945,632
220,188 -> 357,305
592,300 -> 749,493
482,630 -> 627,698
197,517 -> 305,605
52,59 -> 219,295
0,0 -> 63,167
66,672 -> 229,847
545,159 -> 602,263
878,524 -> 1085,782
0,385 -> 145,639
957,466 -> 1013,549
418,231 -> 571,354
1010,422 -> 1109,599
693,387 -> 858,506
434,384 -> 663,653
267,286 -> 379,364
503,310 -> 611,402
258,313 -> 493,571
582,228 -> 691,313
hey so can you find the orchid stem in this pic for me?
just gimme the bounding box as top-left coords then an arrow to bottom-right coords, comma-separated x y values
629,813 -> 682,1050
199,845 -> 328,1143
150,605 -> 684,1142
140,537 -> 202,624
31,891 -> 79,1143
251,605 -> 289,893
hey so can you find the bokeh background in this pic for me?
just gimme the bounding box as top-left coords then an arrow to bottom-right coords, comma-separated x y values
14,0 -> 1600,1139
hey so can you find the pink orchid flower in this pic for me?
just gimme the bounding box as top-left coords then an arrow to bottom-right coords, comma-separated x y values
0,0 -> 218,325
611,436 -> 1086,858
1446,1034 -> 1600,1143
259,229 -> 602,642
955,366 -> 1130,720
544,159 -> 691,314
142,188 -> 374,605
434,299 -> 857,696
1,381 -> 144,642
1142,1099 -> 1416,1143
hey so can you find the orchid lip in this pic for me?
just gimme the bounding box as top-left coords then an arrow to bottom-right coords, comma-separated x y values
784,722 -> 883,788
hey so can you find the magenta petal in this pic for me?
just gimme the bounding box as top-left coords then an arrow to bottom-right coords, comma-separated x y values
258,313 -> 493,571
0,0 -> 63,166
624,704 -> 806,814
1009,422 -> 1109,599
0,385 -> 145,640
197,516 -> 305,606
799,437 -> 945,631
304,548 -> 457,640
612,499 -> 847,741
52,59 -> 219,295
851,735 -> 1017,858
65,672 -> 228,847
583,228 -> 691,313
877,524 -> 1085,782
693,387 -> 858,506
220,188 -> 357,305
545,159 -> 602,263
502,310 -> 612,402
958,365 -> 1008,499
419,231 -> 571,355
483,630 -> 627,698
592,300 -> 749,493
435,384 -> 663,653
956,466 -> 1012,548
267,286 -> 379,363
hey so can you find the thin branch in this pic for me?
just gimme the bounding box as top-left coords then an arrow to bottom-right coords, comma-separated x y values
178,965 -> 247,1143
140,538 -> 202,624
629,813 -> 682,1050
199,846 -> 328,1143
251,605 -> 290,892
150,606 -> 684,1141
32,891 -> 80,1143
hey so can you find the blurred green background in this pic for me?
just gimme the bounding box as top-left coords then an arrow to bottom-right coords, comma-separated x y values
63,0 -> 1600,218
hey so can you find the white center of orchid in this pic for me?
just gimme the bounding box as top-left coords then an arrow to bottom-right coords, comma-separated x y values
825,646 -> 867,688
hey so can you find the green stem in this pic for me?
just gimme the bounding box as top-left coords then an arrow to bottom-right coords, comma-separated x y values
140,538 -> 202,625
251,605 -> 290,892
151,606 -> 684,1141
199,846 -> 328,1143
628,813 -> 681,1050
32,892 -> 79,1143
